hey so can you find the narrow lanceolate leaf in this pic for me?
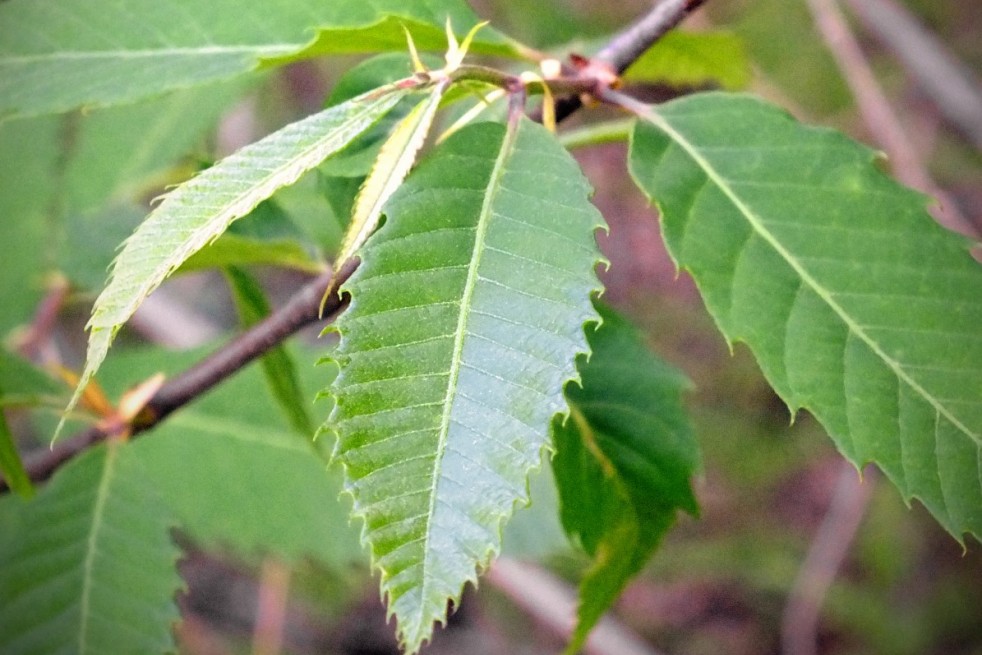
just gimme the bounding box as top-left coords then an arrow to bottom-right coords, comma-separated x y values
224,266 -> 314,437
0,443 -> 181,653
0,402 -> 33,498
334,82 -> 448,276
627,92 -> 982,540
327,118 -> 604,652
0,0 -> 512,119
61,85 -> 408,439
552,301 -> 698,654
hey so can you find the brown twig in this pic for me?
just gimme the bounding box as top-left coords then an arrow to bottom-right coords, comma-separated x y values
535,0 -> 708,124
805,0 -> 977,237
2,262 -> 352,493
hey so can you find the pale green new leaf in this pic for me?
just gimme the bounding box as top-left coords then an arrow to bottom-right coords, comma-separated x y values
0,442 -> 181,653
62,85 -> 408,439
552,301 -> 698,653
628,92 -> 982,540
327,118 -> 604,652
335,82 -> 448,276
0,0 -> 513,119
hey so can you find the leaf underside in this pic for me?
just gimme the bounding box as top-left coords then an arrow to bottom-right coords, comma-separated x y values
327,118 -> 604,652
553,301 -> 698,653
629,92 -> 982,540
63,85 -> 408,440
0,443 -> 181,654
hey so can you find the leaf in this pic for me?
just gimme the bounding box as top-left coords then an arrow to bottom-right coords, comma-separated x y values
552,301 -> 698,653
62,84 -> 409,440
63,79 -> 253,212
319,52 -> 443,179
94,345 -> 363,566
326,118 -> 605,652
0,0 -> 514,119
624,31 -> 750,91
0,401 -> 33,498
0,350 -> 64,410
334,82 -> 448,276
627,92 -> 982,540
0,442 -> 181,654
0,115 -> 60,338
224,266 -> 315,437
180,233 -> 323,274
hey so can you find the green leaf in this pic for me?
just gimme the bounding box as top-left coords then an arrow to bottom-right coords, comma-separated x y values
320,52 -> 443,179
224,266 -> 315,437
0,401 -> 33,498
93,345 -> 363,566
552,301 -> 698,653
0,350 -> 64,410
335,81 -> 448,273
63,84 -> 409,440
0,0 -> 514,119
180,233 -> 323,274
624,31 -> 750,91
327,118 -> 605,652
0,442 -> 181,653
627,92 -> 982,540
63,80 -> 253,212
0,115 -> 60,338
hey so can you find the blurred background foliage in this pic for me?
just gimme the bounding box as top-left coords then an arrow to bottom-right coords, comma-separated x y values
1,0 -> 980,653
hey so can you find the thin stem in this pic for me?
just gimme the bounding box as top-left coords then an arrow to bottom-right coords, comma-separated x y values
3,263 -> 352,492
538,0 -> 708,124
593,0 -> 707,75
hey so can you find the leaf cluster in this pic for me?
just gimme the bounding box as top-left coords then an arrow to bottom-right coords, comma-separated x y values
1,1 -> 980,653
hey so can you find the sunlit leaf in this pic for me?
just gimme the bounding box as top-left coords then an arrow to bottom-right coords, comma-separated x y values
326,117 -> 605,652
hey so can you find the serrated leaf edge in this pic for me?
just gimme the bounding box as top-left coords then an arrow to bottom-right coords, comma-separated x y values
625,92 -> 980,450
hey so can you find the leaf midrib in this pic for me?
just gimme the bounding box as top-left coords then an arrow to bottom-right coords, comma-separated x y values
421,121 -> 519,608
78,445 -> 118,653
98,90 -> 404,327
643,108 -> 981,448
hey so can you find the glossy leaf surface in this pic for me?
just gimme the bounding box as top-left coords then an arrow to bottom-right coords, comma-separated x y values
628,92 -> 982,540
327,118 -> 604,651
